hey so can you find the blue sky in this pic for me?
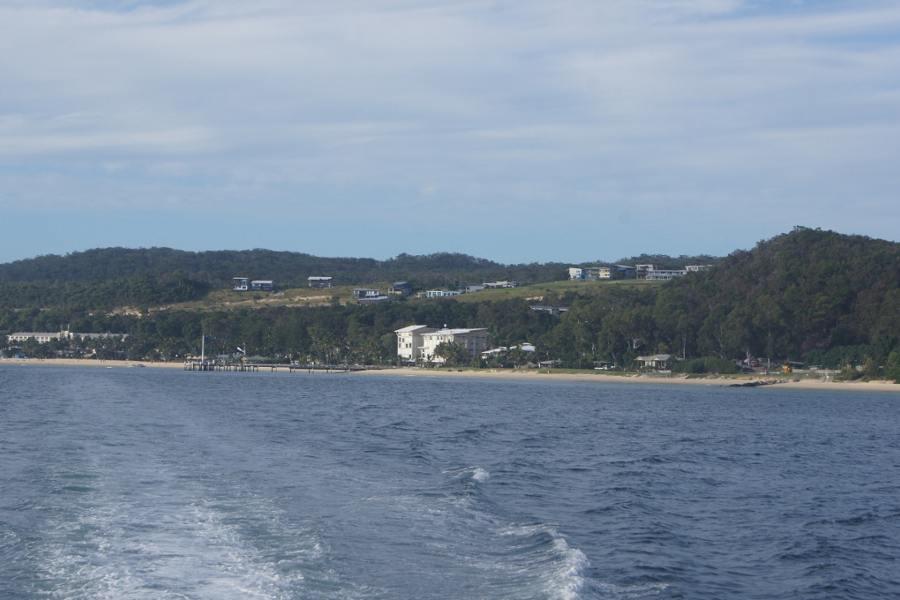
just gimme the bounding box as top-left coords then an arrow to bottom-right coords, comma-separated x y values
1,0 -> 899,263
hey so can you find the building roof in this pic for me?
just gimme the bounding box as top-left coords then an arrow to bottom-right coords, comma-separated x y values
636,354 -> 672,361
422,328 -> 488,336
9,332 -> 61,337
308,276 -> 333,280
394,324 -> 433,333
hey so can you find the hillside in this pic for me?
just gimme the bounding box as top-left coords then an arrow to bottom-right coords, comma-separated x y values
651,227 -> 900,362
0,247 -> 720,310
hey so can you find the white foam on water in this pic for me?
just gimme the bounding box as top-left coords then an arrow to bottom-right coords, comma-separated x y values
498,523 -> 589,600
472,467 -> 491,482
443,465 -> 491,483
596,581 -> 671,598
32,491 -> 332,600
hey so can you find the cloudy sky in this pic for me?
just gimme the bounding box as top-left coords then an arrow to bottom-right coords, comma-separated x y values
1,0 -> 898,263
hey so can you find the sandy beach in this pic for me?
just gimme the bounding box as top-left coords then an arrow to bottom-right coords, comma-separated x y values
2,358 -> 897,392
0,358 -> 184,370
353,366 -> 900,393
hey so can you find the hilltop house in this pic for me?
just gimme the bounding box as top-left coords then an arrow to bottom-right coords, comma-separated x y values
389,281 -> 413,296
251,280 -> 274,291
353,288 -> 390,303
308,276 -> 333,289
424,289 -> 462,298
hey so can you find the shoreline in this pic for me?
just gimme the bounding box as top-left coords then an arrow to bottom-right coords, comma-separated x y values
0,358 -> 184,370
2,358 -> 897,392
352,367 -> 900,393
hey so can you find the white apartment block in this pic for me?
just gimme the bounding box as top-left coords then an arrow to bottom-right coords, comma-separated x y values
394,325 -> 489,364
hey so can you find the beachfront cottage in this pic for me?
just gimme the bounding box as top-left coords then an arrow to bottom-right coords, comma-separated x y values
635,354 -> 673,371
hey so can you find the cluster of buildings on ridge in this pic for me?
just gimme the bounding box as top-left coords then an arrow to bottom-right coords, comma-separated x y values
232,274 -> 519,302
568,264 -> 711,282
231,263 -> 711,300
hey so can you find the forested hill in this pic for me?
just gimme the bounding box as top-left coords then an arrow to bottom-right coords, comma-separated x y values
652,227 -> 900,361
0,248 -> 564,288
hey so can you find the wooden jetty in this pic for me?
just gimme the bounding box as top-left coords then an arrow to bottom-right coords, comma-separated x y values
183,359 -> 359,374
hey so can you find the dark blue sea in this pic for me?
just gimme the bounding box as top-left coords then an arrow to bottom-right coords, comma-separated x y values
1,366 -> 899,599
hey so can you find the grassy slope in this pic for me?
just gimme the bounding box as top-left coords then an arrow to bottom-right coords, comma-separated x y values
149,279 -> 661,313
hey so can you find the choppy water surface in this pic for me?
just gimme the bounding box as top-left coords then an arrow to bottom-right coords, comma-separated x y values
1,366 -> 899,599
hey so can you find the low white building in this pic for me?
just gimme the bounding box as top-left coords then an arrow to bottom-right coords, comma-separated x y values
644,269 -> 687,281
7,329 -> 127,344
481,342 -> 536,358
685,264 -> 712,272
7,331 -> 70,344
424,289 -> 462,298
635,354 -> 673,370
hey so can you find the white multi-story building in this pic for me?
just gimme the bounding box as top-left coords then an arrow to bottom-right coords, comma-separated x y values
394,325 -> 436,362
394,325 -> 489,364
567,267 -> 584,280
420,328 -> 489,364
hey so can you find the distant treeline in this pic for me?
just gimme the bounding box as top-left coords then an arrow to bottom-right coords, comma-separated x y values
1,229 -> 897,377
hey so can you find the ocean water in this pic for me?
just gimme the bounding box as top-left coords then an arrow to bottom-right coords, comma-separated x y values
1,366 -> 899,599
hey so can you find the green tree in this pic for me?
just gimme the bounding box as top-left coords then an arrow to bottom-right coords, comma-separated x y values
434,342 -> 469,367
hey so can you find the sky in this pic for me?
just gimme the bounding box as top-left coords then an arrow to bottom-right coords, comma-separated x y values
1,0 -> 899,264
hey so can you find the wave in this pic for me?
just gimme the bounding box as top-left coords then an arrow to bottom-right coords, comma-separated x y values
443,466 -> 491,483
499,523 -> 589,600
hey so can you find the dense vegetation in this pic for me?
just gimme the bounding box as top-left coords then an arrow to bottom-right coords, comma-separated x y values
1,229 -> 897,380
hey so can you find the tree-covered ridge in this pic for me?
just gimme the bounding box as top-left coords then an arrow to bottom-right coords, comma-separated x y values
0,247 -> 567,289
653,227 -> 899,360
